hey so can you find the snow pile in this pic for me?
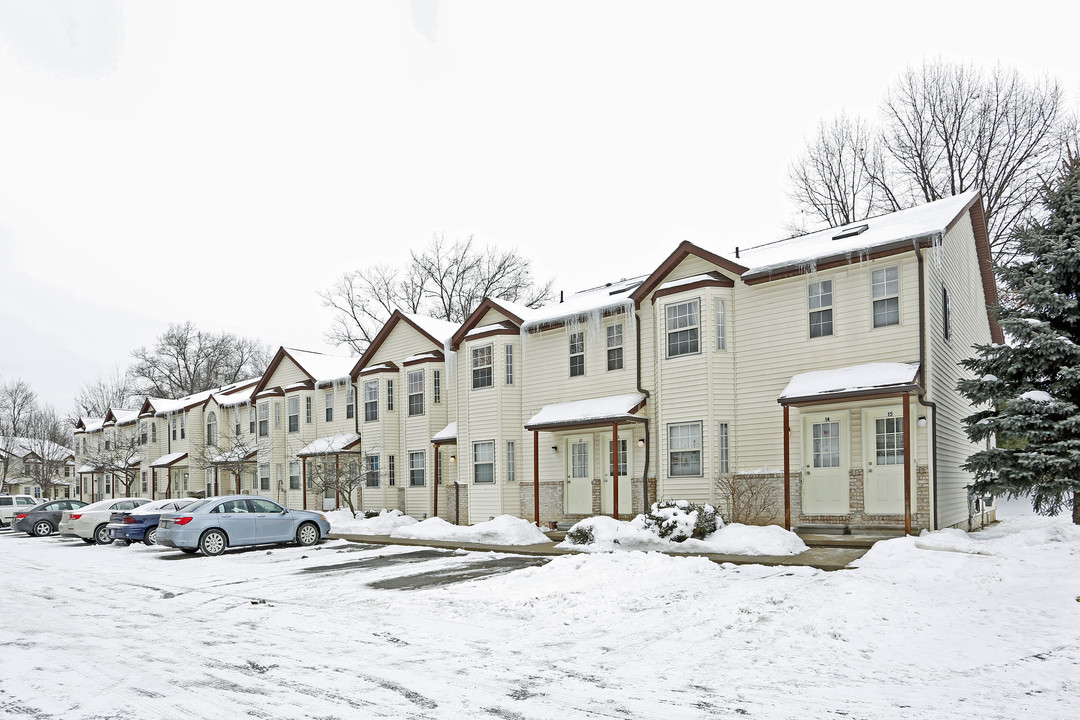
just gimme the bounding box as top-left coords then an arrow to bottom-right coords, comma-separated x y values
559,513 -> 808,556
390,515 -> 550,545
327,509 -> 417,535
640,499 -> 720,541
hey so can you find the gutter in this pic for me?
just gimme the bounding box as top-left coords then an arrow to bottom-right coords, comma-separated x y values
915,242 -> 940,530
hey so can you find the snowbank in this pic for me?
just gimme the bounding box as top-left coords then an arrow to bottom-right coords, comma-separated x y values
327,509 -> 418,535
390,515 -> 550,545
558,514 -> 808,556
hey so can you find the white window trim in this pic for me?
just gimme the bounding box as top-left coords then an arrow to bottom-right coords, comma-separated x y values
665,298 -> 701,358
871,265 -> 901,328
808,279 -> 833,339
668,421 -> 703,477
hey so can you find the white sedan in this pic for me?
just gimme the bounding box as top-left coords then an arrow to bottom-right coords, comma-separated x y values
58,498 -> 151,544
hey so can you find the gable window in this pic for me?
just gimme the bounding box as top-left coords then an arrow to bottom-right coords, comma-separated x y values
258,403 -> 269,437
474,441 -> 494,484
364,380 -> 379,422
472,346 -> 493,389
569,331 -> 585,377
506,441 -> 515,482
289,461 -> 301,490
346,387 -> 355,419
288,396 -> 300,432
666,300 -> 700,357
206,411 -> 218,446
669,422 -> 702,477
716,299 -> 727,350
365,455 -> 380,487
387,379 -> 394,411
325,392 -> 334,422
388,454 -> 396,486
408,370 -> 425,416
808,280 -> 833,338
409,451 -> 425,487
305,396 -> 312,423
434,370 -> 441,403
872,266 -> 900,327
505,345 -> 514,385
607,324 -> 623,371
942,286 -> 952,341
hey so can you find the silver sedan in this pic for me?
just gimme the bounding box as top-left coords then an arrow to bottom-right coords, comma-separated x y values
155,495 -> 330,556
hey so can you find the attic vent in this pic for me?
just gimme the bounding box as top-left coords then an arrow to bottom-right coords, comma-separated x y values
833,224 -> 869,240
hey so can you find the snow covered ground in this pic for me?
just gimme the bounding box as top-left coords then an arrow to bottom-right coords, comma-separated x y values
1,497 -> 1077,719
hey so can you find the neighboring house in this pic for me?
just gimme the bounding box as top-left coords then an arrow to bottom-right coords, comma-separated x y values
1,436 -> 77,499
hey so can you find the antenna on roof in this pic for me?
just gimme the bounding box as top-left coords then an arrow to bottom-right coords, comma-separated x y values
735,246 -> 740,259
560,291 -> 563,303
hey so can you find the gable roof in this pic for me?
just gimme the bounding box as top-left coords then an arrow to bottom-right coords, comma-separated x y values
450,299 -> 527,350
629,242 -> 748,306
138,378 -> 261,417
356,311 -> 459,376
254,347 -> 358,395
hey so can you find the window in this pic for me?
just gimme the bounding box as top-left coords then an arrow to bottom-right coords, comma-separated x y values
141,471 -> 148,493
666,300 -> 700,357
346,387 -> 355,419
506,441 -> 515,482
235,414 -> 241,436
206,412 -> 218,446
250,469 -> 258,491
408,370 -> 425,416
808,280 -> 833,338
171,415 -> 177,441
473,441 -> 494,483
180,414 -> 186,440
258,403 -> 269,437
387,379 -> 394,411
289,461 -> 301,490
274,402 -> 281,430
409,451 -> 425,487
942,286 -> 952,341
669,422 -> 702,476
139,422 -> 147,445
505,345 -> 514,384
433,370 -> 441,403
305,396 -> 312,423
569,331 -> 585,377
718,423 -> 730,474
812,422 -> 841,468
388,455 -> 396,486
249,407 -> 256,435
607,323 -> 623,370
105,476 -> 111,494
608,438 -> 628,477
364,380 -> 378,422
325,392 -> 334,422
259,464 -> 270,491
472,346 -> 493,388
716,299 -> 727,350
872,266 -> 900,327
365,455 -> 380,487
275,464 -> 283,490
288,396 -> 299,432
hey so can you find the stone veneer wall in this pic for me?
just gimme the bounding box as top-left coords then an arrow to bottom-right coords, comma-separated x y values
445,482 -> 470,526
786,464 -> 932,532
519,477 -> 658,527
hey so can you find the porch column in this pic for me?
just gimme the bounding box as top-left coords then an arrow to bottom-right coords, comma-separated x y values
783,405 -> 791,531
612,423 -> 620,521
166,470 -> 172,499
533,430 -> 540,527
903,392 -> 912,535
433,444 -> 440,520
335,455 -> 341,509
302,458 -> 308,510
151,469 -> 156,500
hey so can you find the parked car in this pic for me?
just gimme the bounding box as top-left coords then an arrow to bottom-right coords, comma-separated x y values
58,498 -> 151,544
0,495 -> 42,527
107,498 -> 197,546
13,499 -> 89,536
156,495 -> 330,556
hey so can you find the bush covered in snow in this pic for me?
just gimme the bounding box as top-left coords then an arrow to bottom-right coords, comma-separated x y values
641,500 -> 721,542
363,510 -> 381,519
566,524 -> 596,546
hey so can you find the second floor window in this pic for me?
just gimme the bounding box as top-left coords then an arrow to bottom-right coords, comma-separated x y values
607,324 -> 623,370
666,300 -> 699,357
364,380 -> 379,421
872,266 -> 900,327
288,396 -> 299,432
346,387 -> 355,419
434,370 -> 441,403
249,407 -> 256,435
809,280 -> 833,338
139,422 -> 147,445
506,345 -> 514,384
569,331 -> 585,377
206,412 -> 218,446
180,414 -> 185,440
151,423 -> 156,444
258,403 -> 269,437
408,370 -> 424,416
716,299 -> 727,350
387,379 -> 394,411
472,346 -> 493,389
325,392 -> 334,422
171,415 -> 177,441
305,396 -> 312,423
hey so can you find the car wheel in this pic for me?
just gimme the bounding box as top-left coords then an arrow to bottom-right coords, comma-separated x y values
144,526 -> 158,546
296,522 -> 320,547
199,529 -> 227,556
32,520 -> 54,537
180,548 -> 198,554
94,524 -> 114,545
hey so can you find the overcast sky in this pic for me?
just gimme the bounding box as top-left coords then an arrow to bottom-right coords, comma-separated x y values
1,0 -> 1078,414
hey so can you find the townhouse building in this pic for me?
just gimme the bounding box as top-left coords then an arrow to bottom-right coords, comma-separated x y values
1,436 -> 76,499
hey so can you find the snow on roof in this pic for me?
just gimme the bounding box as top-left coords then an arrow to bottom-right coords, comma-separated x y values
76,463 -> 98,473
516,277 -> 645,332
150,452 -> 188,468
110,409 -> 141,425
734,192 -> 977,276
657,273 -> 719,291
361,363 -> 395,373
151,377 -> 261,415
432,421 -> 457,443
465,322 -> 515,338
525,393 -> 646,430
80,417 -> 105,433
779,362 -> 921,401
1,437 -> 74,461
214,383 -> 257,408
403,352 -> 441,363
284,348 -> 357,385
403,314 -> 460,344
296,433 -> 362,456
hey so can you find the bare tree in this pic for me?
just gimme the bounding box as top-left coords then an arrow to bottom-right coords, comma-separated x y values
307,453 -> 368,518
787,60 -> 1068,263
714,473 -> 782,526
21,406 -> 74,499
129,322 -> 272,398
0,378 -> 38,438
321,236 -> 554,353
190,416 -> 267,496
81,422 -> 141,498
71,366 -> 141,421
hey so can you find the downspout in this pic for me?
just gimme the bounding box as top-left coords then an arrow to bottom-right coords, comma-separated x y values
915,242 -> 940,530
635,317 -> 651,511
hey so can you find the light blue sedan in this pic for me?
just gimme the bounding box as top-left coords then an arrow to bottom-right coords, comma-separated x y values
155,495 -> 331,556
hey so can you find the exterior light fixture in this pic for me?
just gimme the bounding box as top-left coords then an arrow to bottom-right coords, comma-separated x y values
637,439 -> 646,448
450,455 -> 457,463
917,417 -> 927,427
550,446 -> 558,454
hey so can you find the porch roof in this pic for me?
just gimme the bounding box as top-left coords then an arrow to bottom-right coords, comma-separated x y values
149,452 -> 189,468
778,362 -> 921,406
524,393 -> 647,431
432,421 -> 457,444
296,433 -> 362,457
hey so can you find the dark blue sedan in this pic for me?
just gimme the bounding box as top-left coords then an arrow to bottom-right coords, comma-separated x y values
107,498 -> 198,545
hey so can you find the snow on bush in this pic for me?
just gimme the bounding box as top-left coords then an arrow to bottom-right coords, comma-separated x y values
328,508 -> 418,535
640,499 -> 720,542
390,514 -> 550,545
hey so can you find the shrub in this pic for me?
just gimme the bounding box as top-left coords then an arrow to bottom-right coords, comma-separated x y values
641,500 -> 720,542
363,510 -> 381,519
566,524 -> 596,545
714,474 -> 782,525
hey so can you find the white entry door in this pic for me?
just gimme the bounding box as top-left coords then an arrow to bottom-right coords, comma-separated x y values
600,435 -> 632,516
801,411 -> 849,515
863,407 -> 908,514
565,436 -> 593,515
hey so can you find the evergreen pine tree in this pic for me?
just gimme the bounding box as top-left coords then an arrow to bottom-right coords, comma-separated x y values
958,153 -> 1080,524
